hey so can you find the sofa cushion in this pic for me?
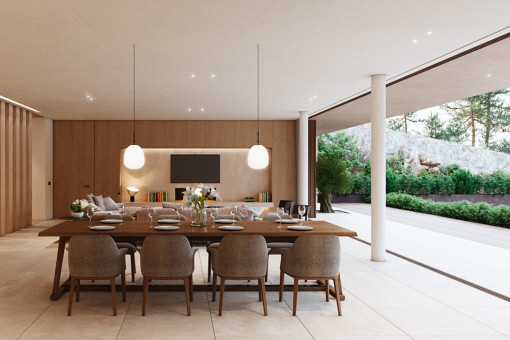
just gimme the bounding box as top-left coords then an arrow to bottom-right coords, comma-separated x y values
136,208 -> 176,221
92,195 -> 106,211
162,202 -> 184,209
84,193 -> 95,204
103,196 -> 119,211
86,202 -> 103,212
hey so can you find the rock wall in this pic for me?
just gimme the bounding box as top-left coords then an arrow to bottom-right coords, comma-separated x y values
342,124 -> 510,174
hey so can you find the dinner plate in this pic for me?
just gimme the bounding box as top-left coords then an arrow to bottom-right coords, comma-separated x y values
276,219 -> 297,224
90,226 -> 116,231
219,225 -> 244,231
154,226 -> 180,231
287,225 -> 313,231
214,219 -> 237,224
101,219 -> 123,224
158,219 -> 180,224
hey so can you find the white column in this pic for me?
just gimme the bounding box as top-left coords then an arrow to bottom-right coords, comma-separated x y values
370,74 -> 387,262
297,111 -> 309,205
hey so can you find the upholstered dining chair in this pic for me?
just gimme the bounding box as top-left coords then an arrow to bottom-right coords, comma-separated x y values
141,235 -> 197,316
278,200 -> 294,216
67,235 -> 127,316
205,214 -> 242,282
279,235 -> 342,316
107,214 -> 138,282
210,235 -> 270,316
157,214 -> 187,221
262,213 -> 294,281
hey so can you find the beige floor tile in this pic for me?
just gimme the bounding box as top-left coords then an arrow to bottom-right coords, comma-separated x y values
415,286 -> 509,308
346,285 -> 443,308
118,313 -> 215,337
456,306 -> 510,337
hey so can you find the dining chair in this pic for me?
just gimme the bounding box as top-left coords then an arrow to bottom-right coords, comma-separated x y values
109,214 -> 138,282
278,200 -> 294,216
262,213 -> 294,281
140,235 -> 197,316
157,214 -> 187,221
205,214 -> 242,282
67,235 -> 127,316
279,235 -> 342,316
210,235 -> 270,316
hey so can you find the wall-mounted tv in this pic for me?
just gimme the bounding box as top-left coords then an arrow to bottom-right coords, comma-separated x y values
171,154 -> 220,183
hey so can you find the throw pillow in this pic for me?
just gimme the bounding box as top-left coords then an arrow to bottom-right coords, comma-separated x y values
79,199 -> 89,211
92,195 -> 106,211
84,193 -> 94,204
87,203 -> 103,212
103,196 -> 119,211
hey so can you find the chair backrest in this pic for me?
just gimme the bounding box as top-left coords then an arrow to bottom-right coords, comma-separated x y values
281,235 -> 340,277
213,235 -> 268,277
141,235 -> 195,277
214,214 -> 241,221
68,235 -> 125,277
157,214 -> 187,221
292,205 -> 311,220
278,200 -> 294,215
263,213 -> 292,221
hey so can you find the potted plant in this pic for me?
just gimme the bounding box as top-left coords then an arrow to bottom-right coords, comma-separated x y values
70,199 -> 84,218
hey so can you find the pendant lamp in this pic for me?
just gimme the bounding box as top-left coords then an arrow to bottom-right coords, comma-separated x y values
248,45 -> 269,169
123,45 -> 145,169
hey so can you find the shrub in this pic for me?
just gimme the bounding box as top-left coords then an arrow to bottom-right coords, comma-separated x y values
386,193 -> 510,228
450,169 -> 478,194
386,169 -> 398,193
351,173 -> 371,195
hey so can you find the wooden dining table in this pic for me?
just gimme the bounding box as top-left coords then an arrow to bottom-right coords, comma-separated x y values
39,219 -> 357,301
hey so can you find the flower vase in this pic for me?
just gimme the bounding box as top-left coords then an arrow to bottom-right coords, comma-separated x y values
191,209 -> 207,227
71,211 -> 84,219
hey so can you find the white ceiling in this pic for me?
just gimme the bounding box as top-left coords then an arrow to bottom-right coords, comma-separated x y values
1,1 -> 510,121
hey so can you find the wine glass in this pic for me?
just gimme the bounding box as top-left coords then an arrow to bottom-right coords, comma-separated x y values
298,205 -> 306,225
175,208 -> 181,225
86,206 -> 94,226
148,207 -> 155,228
230,206 -> 237,222
211,208 -> 218,228
276,207 -> 284,229
118,205 -> 126,223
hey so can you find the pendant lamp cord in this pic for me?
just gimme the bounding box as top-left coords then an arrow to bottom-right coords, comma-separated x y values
257,44 -> 260,145
133,44 -> 136,145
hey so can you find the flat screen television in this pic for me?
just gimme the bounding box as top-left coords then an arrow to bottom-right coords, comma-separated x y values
171,154 -> 220,183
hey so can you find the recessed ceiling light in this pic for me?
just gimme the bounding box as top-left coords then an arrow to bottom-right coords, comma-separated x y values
85,94 -> 94,102
426,31 -> 432,35
313,95 -> 317,99
211,73 -> 216,78
412,39 -> 418,44
200,107 -> 205,111
191,73 -> 197,78
487,73 -> 492,78
187,106 -> 192,112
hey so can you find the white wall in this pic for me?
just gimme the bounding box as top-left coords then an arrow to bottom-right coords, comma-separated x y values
32,117 -> 53,220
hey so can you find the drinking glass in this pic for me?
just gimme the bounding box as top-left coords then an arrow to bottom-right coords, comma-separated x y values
230,206 -> 237,222
175,208 -> 181,225
211,208 -> 218,227
298,205 -> 306,225
276,207 -> 284,229
148,207 -> 155,227
86,206 -> 94,226
119,205 -> 126,223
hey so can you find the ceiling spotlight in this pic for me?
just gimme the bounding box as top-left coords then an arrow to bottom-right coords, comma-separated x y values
412,39 -> 418,44
487,73 -> 492,78
200,107 -> 205,111
187,107 -> 192,112
85,94 -> 94,101
191,73 -> 197,78
426,31 -> 432,35
211,73 -> 216,78
313,95 -> 317,99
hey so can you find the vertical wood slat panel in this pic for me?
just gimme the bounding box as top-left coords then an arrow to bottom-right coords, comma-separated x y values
26,113 -> 32,225
6,103 -> 14,234
20,109 -> 26,229
0,102 -> 5,236
308,120 -> 317,218
13,106 -> 21,231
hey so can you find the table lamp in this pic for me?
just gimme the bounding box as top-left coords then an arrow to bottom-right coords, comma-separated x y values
127,187 -> 139,202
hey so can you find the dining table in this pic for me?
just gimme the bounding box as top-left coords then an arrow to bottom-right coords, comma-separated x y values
39,219 -> 357,301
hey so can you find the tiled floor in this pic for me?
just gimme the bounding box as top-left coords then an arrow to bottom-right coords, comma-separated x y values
0,213 -> 509,339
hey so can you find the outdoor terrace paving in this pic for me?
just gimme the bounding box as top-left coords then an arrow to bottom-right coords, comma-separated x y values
0,215 -> 508,339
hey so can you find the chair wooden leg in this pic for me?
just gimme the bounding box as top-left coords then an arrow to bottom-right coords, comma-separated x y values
68,277 -> 75,316
259,277 -> 268,316
218,277 -> 225,316
333,275 -> 342,316
184,277 -> 191,316
325,279 -> 329,302
189,274 -> 194,302
110,277 -> 117,316
279,270 -> 284,302
258,278 -> 262,302
121,272 -> 126,302
337,274 -> 343,296
212,273 -> 217,302
130,253 -> 136,282
292,277 -> 299,316
207,252 -> 212,282
76,279 -> 80,302
142,276 -> 149,316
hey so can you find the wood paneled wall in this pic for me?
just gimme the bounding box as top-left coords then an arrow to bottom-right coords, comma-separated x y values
53,120 -> 296,217
0,100 -> 32,236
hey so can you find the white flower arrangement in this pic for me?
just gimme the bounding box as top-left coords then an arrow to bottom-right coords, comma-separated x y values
70,199 -> 82,212
182,184 -> 219,211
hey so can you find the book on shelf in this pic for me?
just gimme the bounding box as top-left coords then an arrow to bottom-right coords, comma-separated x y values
257,192 -> 272,202
146,191 -> 169,202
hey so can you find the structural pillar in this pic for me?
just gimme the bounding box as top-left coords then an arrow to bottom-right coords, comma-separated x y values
297,111 -> 308,205
370,74 -> 387,261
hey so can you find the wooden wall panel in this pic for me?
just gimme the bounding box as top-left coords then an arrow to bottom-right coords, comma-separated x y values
53,121 -> 95,217
54,120 -> 296,216
26,113 -> 32,224
0,100 -> 33,236
308,119 -> 317,218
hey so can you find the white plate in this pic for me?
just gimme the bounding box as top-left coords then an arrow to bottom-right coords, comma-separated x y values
219,225 -> 244,231
90,226 -> 116,231
287,225 -> 313,231
154,226 -> 180,231
214,219 -> 237,224
158,219 -> 180,224
276,219 -> 297,224
101,219 -> 122,224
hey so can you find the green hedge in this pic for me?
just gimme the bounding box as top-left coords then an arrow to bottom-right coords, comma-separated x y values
386,193 -> 510,228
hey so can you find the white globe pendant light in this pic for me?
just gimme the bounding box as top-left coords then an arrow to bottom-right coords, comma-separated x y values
247,45 -> 269,169
123,45 -> 145,170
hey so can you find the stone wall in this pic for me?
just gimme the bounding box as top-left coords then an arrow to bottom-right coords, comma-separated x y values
342,124 -> 510,174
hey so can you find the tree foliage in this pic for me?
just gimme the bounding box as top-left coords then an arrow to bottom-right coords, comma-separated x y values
316,154 -> 352,213
422,112 -> 467,142
387,111 -> 421,133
